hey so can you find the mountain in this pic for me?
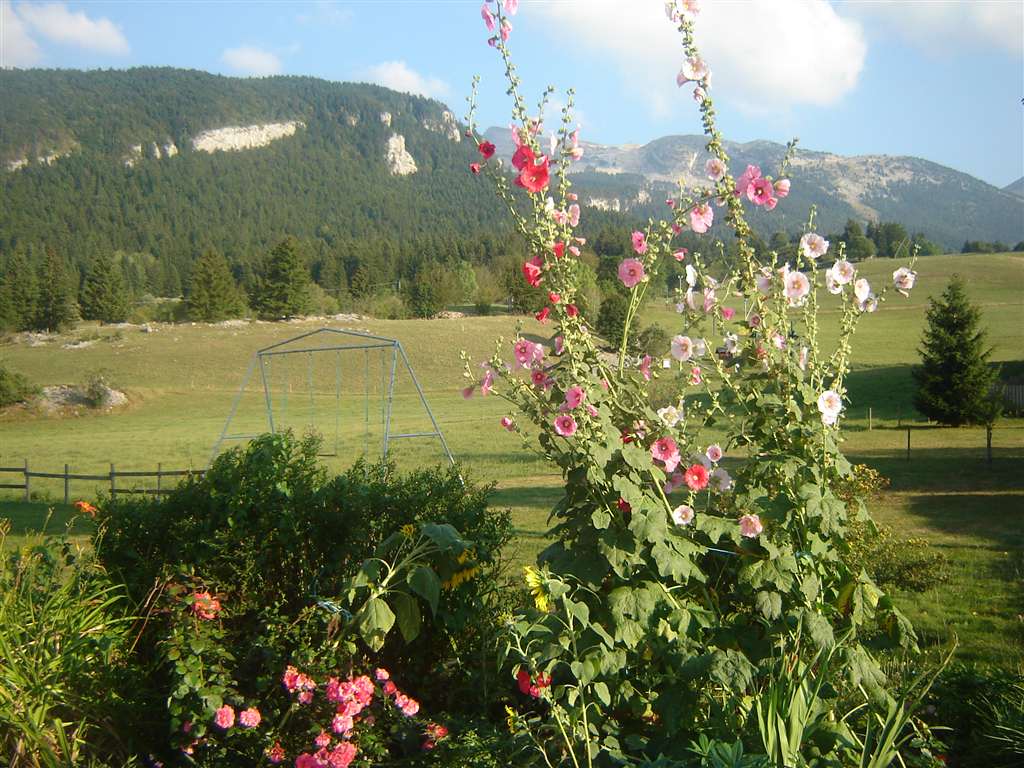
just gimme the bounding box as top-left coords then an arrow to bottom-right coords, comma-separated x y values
1004,177 -> 1024,199
485,128 -> 1024,249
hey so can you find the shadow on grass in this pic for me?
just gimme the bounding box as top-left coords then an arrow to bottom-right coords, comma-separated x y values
850,448 -> 1024,493
0,499 -> 93,538
901,492 -> 1024,550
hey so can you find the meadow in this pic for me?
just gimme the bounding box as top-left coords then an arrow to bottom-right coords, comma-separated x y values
2,252 -> 1022,667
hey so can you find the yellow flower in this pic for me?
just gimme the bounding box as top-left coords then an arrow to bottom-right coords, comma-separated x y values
523,566 -> 550,612
504,705 -> 519,733
400,523 -> 417,538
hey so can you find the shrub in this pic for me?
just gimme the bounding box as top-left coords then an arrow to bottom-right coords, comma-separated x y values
636,324 -> 671,358
0,361 -> 37,407
94,433 -> 514,761
0,518 -> 143,766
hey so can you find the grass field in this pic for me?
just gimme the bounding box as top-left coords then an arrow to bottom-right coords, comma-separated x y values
1,253 -> 1022,666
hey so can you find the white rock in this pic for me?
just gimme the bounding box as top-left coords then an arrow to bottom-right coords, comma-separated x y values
191,121 -> 304,153
385,133 -> 417,176
379,111 -> 392,126
162,141 -> 178,157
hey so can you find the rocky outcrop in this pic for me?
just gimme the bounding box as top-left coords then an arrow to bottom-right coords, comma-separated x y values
6,149 -> 71,171
385,133 -> 417,176
124,144 -> 143,168
191,121 -> 304,153
379,111 -> 392,127
423,110 -> 461,142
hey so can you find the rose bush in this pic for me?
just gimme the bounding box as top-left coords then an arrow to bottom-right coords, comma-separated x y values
464,1 -> 940,765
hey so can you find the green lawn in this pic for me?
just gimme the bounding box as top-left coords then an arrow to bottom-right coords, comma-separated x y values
1,253 -> 1022,665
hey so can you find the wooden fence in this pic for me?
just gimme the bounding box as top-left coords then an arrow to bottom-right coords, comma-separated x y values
1004,384 -> 1024,412
0,461 -> 205,504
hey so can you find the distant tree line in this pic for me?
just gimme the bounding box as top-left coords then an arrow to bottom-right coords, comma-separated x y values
961,240 -> 1024,254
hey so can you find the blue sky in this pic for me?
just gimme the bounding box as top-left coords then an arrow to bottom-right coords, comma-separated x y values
2,0 -> 1022,187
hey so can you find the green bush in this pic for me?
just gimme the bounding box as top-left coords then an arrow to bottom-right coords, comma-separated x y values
636,324 -> 671,358
0,361 -> 37,407
0,518 -> 143,766
94,433 -> 514,762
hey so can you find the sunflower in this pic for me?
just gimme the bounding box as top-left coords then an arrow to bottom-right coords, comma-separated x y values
523,566 -> 550,612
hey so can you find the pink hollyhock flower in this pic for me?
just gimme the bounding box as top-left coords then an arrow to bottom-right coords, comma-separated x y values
213,704 -> 235,730
500,416 -> 515,431
784,270 -> 811,307
774,178 -> 791,198
639,354 -> 652,381
554,336 -> 564,355
191,591 -> 220,620
565,386 -> 586,409
239,707 -> 261,728
706,444 -> 723,463
672,222 -> 683,234
721,307 -> 735,320
690,203 -> 714,233
503,0 -> 519,15
586,404 -> 599,418
683,464 -> 709,491
469,162 -> 481,174
651,436 -> 681,473
535,306 -> 550,323
551,241 -> 565,259
515,155 -> 550,193
681,0 -> 701,18
554,414 -> 577,437
677,56 -> 709,84
664,471 -> 684,493
618,258 -> 646,288
817,389 -> 843,426
705,157 -> 726,181
671,504 -> 695,526
893,266 -> 916,296
568,203 -> 581,227
739,514 -> 763,538
799,233 -> 829,260
479,368 -> 494,396
267,742 -> 286,764
530,369 -> 549,389
693,85 -> 706,102
568,128 -> 584,160
295,755 -> 320,768
703,287 -> 716,313
631,230 -> 648,254
747,176 -> 775,206
522,256 -> 543,287
480,2 -> 495,32
461,385 -> 475,399
673,248 -> 688,261
690,366 -> 702,385
798,346 -> 809,371
478,140 -> 496,159
734,164 -> 761,196
671,335 -> 694,362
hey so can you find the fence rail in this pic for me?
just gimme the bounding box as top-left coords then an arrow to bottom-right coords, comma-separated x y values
0,460 -> 205,504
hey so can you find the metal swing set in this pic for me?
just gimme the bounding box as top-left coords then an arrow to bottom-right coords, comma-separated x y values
210,328 -> 456,468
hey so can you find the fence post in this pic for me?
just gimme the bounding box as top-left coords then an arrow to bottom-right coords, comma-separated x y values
23,458 -> 30,502
905,428 -> 911,461
64,463 -> 70,505
110,463 -> 116,497
157,462 -> 163,496
987,425 -> 993,464
868,407 -> 873,431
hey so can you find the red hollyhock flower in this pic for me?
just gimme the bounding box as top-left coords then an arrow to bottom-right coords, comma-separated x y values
565,304 -> 579,317
684,464 -> 709,491
515,156 -> 550,193
551,241 -> 565,259
617,498 -> 632,513
548,291 -> 561,304
469,162 -> 481,174
478,140 -> 496,159
535,307 -> 550,323
511,143 -> 535,170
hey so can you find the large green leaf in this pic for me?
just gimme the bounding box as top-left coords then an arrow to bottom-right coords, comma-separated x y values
392,592 -> 422,644
408,565 -> 441,616
357,597 -> 395,652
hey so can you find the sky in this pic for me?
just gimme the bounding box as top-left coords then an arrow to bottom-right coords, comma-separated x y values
1,0 -> 1022,188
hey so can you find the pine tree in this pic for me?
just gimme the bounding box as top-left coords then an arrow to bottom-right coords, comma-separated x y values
80,252 -> 131,323
0,250 -> 40,331
187,248 -> 244,322
34,247 -> 79,332
912,275 -> 1001,426
253,237 -> 312,320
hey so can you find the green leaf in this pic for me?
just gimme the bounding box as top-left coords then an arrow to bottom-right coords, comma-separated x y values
802,610 -> 835,649
755,590 -> 782,620
593,681 -> 611,707
408,566 -> 441,616
591,507 -> 611,530
357,597 -> 395,652
392,591 -> 422,644
421,523 -> 463,551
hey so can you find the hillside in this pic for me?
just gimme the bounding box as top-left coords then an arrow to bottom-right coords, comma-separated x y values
485,128 -> 1024,249
1005,176 -> 1024,199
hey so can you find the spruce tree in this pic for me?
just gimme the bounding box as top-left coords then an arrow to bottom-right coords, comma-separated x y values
187,249 -> 244,322
80,252 -> 131,323
0,250 -> 40,331
34,247 -> 79,332
912,275 -> 1001,426
253,237 -> 311,320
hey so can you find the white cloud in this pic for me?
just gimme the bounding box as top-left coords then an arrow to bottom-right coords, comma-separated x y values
360,60 -> 450,99
1,0 -> 41,67
222,46 -> 282,76
534,0 -> 866,116
16,1 -> 129,55
850,0 -> 1022,56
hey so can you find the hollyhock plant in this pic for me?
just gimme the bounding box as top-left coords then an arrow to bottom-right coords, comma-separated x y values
463,2 -> 926,764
